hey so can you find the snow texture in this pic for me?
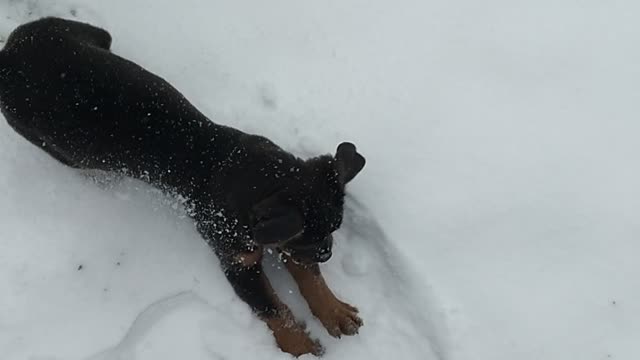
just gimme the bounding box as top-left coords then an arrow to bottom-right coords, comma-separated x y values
1,0 -> 639,359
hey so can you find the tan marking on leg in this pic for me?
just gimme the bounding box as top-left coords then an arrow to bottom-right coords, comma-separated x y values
258,269 -> 324,357
262,308 -> 324,357
232,247 -> 263,267
284,255 -> 363,338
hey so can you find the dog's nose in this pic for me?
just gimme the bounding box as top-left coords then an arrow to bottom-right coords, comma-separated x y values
315,251 -> 332,263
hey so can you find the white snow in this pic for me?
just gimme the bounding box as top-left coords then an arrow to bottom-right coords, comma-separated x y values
1,0 -> 639,359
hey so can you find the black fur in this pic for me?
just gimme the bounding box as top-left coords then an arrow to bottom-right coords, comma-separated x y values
0,17 -> 365,317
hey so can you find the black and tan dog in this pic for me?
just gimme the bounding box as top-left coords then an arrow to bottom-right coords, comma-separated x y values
0,17 -> 365,356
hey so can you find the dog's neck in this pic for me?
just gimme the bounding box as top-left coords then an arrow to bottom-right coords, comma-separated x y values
140,116 -> 306,222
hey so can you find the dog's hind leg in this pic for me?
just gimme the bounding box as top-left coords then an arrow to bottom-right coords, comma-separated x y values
4,114 -> 81,168
37,141 -> 82,168
23,135 -> 81,168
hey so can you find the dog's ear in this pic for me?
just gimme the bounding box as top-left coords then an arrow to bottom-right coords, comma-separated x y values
252,194 -> 304,245
335,142 -> 366,186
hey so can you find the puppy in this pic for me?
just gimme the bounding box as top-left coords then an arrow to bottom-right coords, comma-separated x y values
0,17 -> 365,356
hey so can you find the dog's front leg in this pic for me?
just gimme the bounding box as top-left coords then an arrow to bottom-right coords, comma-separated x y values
283,257 -> 363,338
223,254 -> 324,357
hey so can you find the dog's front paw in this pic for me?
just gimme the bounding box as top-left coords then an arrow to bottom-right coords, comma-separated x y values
266,312 -> 324,357
315,298 -> 363,338
274,325 -> 324,357
282,258 -> 364,339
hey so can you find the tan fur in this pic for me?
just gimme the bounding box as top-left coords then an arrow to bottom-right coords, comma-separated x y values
263,309 -> 323,357
232,247 -> 263,267
284,256 -> 363,337
255,266 -> 323,356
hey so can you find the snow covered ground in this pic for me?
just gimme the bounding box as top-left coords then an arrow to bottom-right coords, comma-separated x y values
1,0 -> 639,359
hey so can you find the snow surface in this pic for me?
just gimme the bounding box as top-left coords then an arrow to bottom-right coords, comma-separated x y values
1,0 -> 639,359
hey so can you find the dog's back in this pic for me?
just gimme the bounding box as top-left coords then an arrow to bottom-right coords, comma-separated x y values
0,17 -> 244,193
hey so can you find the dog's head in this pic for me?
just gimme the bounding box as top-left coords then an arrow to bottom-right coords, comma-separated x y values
250,142 -> 365,264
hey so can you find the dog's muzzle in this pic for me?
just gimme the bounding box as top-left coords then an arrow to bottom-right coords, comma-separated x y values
314,250 -> 332,263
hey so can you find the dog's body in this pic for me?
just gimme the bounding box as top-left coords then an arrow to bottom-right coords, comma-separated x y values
0,17 -> 365,356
